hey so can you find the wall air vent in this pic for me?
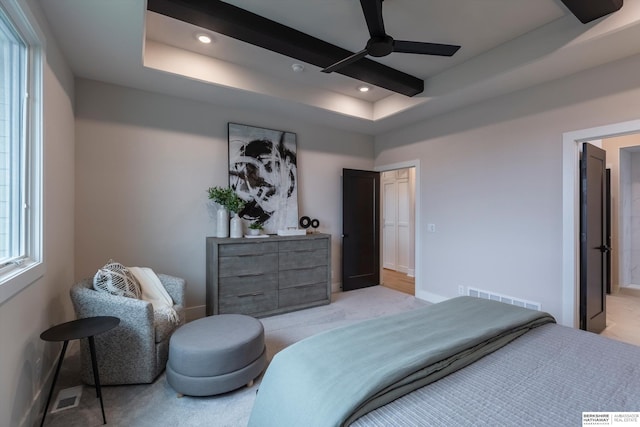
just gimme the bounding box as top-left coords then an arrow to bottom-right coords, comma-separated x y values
467,287 -> 541,311
50,385 -> 83,413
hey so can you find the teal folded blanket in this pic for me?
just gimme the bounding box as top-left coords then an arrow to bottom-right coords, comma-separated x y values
248,296 -> 556,427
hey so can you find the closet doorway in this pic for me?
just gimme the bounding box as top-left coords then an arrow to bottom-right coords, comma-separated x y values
602,136 -> 640,293
381,167 -> 416,295
598,135 -> 640,344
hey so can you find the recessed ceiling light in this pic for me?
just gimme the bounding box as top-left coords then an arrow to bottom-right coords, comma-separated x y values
196,33 -> 212,44
291,63 -> 304,73
358,85 -> 371,93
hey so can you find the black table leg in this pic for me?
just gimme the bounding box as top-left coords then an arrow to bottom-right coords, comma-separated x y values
88,336 -> 106,424
40,340 -> 68,427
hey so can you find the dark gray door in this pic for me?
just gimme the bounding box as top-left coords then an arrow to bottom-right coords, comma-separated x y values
342,169 -> 380,291
605,168 -> 611,294
580,143 -> 608,333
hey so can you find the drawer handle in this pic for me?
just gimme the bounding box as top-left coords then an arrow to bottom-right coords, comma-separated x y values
293,284 -> 317,289
284,266 -> 326,272
237,292 -> 264,298
237,273 -> 264,278
236,252 -> 273,257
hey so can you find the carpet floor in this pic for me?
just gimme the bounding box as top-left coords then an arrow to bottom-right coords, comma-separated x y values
42,286 -> 429,427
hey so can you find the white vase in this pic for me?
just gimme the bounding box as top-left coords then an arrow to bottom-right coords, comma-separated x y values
230,213 -> 243,238
216,208 -> 229,238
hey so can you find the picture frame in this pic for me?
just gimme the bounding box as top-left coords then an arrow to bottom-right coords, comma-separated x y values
228,123 -> 299,234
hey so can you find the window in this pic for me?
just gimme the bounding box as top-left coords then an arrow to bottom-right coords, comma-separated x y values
0,0 -> 43,303
0,5 -> 26,264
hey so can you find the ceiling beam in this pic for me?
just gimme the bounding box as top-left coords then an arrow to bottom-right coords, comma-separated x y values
147,0 -> 424,97
560,0 -> 623,24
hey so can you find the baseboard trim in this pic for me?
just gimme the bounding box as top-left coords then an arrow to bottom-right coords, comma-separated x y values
185,305 -> 206,322
415,290 -> 448,304
23,341 -> 79,427
332,282 -> 341,293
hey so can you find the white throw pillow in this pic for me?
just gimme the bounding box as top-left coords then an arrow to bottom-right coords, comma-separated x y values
93,260 -> 141,299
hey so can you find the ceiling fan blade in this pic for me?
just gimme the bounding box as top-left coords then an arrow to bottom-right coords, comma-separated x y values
394,40 -> 461,57
322,49 -> 369,73
360,0 -> 386,38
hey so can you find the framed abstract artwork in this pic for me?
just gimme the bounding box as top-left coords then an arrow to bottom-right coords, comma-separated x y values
228,123 -> 298,234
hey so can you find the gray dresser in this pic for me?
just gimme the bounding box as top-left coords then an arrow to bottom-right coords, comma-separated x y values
206,233 -> 331,317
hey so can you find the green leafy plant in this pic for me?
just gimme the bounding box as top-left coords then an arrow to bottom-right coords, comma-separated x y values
248,221 -> 264,230
207,186 -> 245,214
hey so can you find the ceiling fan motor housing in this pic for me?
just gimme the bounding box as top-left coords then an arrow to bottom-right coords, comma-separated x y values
366,36 -> 394,57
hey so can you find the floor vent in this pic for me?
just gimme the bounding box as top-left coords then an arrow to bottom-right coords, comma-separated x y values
51,385 -> 83,413
467,287 -> 541,311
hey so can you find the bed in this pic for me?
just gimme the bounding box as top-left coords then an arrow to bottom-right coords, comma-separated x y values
248,296 -> 640,426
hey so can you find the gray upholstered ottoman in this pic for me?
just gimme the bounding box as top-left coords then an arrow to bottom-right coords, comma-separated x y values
166,314 -> 266,396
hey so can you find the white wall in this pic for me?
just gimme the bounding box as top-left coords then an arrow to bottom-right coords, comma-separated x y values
74,79 -> 374,318
0,0 -> 76,425
375,52 -> 640,324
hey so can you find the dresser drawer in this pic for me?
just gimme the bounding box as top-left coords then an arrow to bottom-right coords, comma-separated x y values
219,253 -> 278,277
279,238 -> 327,253
279,266 -> 328,289
219,273 -> 278,297
219,242 -> 278,256
278,283 -> 328,307
219,290 -> 278,315
279,249 -> 327,271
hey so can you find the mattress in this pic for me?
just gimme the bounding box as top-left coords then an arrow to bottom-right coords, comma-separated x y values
352,323 -> 640,426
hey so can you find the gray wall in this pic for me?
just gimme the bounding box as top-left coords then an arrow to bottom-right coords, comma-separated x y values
74,79 -> 375,319
375,52 -> 640,323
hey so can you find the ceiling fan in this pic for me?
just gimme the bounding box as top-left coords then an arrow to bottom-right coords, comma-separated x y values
322,0 -> 461,74
147,0 -> 457,96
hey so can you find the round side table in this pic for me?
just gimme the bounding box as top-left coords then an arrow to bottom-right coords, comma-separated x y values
40,316 -> 119,426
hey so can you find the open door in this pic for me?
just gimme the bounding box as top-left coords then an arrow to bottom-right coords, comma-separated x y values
580,143 -> 608,332
342,169 -> 380,291
605,168 -> 611,294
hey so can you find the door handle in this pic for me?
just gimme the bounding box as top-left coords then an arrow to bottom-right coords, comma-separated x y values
597,245 -> 611,253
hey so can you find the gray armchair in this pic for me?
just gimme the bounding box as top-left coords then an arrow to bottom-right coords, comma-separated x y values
70,273 -> 186,385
